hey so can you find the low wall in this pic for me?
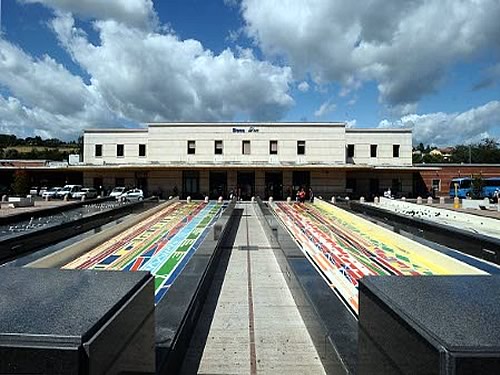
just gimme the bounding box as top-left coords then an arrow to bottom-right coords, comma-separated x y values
374,197 -> 500,239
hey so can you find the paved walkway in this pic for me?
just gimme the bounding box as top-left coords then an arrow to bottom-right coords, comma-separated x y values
184,203 -> 325,374
0,200 -> 69,217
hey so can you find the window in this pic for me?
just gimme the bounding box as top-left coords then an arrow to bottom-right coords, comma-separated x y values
270,140 -> 278,155
242,140 -> 251,155
215,140 -> 223,155
432,179 -> 441,192
117,144 -> 124,157
393,144 -> 400,158
95,144 -> 102,157
370,144 -> 377,158
139,144 -> 146,157
297,140 -> 306,155
347,144 -> 355,158
187,140 -> 196,155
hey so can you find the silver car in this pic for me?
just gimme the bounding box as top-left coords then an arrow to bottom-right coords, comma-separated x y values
41,187 -> 62,199
72,187 -> 98,200
119,189 -> 144,202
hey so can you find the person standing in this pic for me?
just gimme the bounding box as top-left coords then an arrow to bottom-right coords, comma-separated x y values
309,187 -> 314,203
298,187 -> 306,203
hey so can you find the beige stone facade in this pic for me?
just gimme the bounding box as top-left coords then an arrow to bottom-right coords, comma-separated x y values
82,123 -> 415,199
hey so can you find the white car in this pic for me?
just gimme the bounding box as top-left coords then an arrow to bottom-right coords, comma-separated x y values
72,187 -> 98,200
119,189 -> 144,202
42,187 -> 62,199
109,187 -> 126,199
38,187 -> 48,196
56,185 -> 83,199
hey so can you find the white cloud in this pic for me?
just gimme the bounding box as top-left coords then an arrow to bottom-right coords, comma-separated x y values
0,39 -> 119,139
314,99 -> 336,117
0,94 -> 118,140
297,81 -> 309,92
19,0 -> 157,29
346,119 -> 356,128
0,39 -> 97,116
51,14 -> 294,123
378,101 -> 500,146
240,0 -> 500,108
0,6 -> 294,139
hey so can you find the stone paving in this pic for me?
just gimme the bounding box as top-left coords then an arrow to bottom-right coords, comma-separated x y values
189,203 -> 325,375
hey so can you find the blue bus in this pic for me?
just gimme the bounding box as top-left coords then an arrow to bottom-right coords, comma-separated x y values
449,177 -> 472,198
482,177 -> 500,200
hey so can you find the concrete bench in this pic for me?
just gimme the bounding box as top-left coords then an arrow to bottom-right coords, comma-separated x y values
462,198 -> 490,210
7,197 -> 34,208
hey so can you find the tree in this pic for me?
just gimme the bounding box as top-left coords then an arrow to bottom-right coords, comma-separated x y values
4,149 -> 19,159
422,153 -> 444,163
470,175 -> 484,199
11,170 -> 30,196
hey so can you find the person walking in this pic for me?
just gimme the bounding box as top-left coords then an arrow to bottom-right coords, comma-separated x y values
309,187 -> 314,203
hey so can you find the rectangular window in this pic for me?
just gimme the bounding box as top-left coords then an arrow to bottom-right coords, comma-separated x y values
187,140 -> 196,155
432,179 -> 441,192
95,144 -> 102,157
297,140 -> 306,155
139,144 -> 146,157
242,140 -> 251,155
370,144 -> 377,158
270,140 -> 278,155
117,144 -> 124,157
215,140 -> 223,155
347,144 -> 355,158
393,144 -> 400,157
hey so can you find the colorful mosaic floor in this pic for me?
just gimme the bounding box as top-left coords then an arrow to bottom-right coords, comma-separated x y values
272,199 -> 484,315
64,201 -> 227,304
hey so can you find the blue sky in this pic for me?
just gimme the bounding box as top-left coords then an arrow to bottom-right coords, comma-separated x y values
0,0 -> 499,145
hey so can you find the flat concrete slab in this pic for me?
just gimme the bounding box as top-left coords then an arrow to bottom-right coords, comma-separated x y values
197,203 -> 325,375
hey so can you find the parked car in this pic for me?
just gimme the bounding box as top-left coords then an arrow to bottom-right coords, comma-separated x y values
119,188 -> 144,202
38,186 -> 48,196
109,187 -> 126,199
56,185 -> 83,199
29,187 -> 39,196
41,187 -> 62,199
72,187 -> 98,200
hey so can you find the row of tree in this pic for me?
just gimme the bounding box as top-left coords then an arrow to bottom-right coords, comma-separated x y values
0,134 -> 81,161
0,147 -> 77,161
413,138 -> 500,164
0,134 -> 79,148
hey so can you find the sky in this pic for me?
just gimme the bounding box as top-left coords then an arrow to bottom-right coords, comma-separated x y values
0,0 -> 499,146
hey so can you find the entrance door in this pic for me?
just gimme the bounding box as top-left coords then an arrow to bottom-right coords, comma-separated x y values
136,177 -> 148,196
237,171 -> 255,200
209,171 -> 227,199
369,178 -> 380,196
93,177 -> 103,196
183,170 -> 200,199
292,171 -> 310,196
265,172 -> 283,200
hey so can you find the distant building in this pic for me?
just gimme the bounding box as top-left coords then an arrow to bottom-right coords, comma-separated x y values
81,122 -> 414,199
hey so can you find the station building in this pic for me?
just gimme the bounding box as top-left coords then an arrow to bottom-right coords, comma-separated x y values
81,122 -> 415,199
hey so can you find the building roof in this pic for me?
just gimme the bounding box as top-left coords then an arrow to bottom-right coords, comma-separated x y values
147,121 -> 346,127
345,128 -> 412,133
